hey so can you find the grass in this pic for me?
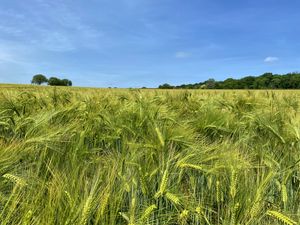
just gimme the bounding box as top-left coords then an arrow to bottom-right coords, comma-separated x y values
0,85 -> 299,224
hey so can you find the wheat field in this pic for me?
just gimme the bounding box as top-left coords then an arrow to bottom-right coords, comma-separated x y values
0,85 -> 299,224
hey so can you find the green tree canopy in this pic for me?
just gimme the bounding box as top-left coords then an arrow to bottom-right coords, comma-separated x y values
158,72 -> 300,89
48,77 -> 72,86
158,83 -> 173,89
31,74 -> 48,85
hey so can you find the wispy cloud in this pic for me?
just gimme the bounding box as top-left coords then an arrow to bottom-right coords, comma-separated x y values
175,51 -> 191,58
0,1 -> 104,53
264,56 -> 279,63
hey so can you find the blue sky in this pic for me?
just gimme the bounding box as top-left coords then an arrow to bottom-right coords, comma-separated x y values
0,0 -> 300,87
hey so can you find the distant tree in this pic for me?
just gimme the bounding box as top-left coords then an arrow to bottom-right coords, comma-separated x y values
61,79 -> 72,86
205,78 -> 216,89
31,74 -> 48,85
61,79 -> 68,86
48,77 -> 72,86
48,77 -> 62,86
158,83 -> 173,89
239,76 -> 255,89
157,72 -> 300,89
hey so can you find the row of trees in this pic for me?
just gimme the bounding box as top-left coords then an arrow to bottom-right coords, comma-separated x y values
31,74 -> 72,86
158,72 -> 300,89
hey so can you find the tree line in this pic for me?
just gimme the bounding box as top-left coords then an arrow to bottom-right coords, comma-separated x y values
158,72 -> 300,89
31,74 -> 72,86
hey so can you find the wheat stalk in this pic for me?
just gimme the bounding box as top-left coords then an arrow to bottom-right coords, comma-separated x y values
266,210 -> 297,225
165,192 -> 180,205
140,204 -> 157,221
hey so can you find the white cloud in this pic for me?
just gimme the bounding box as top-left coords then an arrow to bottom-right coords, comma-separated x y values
175,51 -> 191,58
0,1 -> 103,52
264,56 -> 279,63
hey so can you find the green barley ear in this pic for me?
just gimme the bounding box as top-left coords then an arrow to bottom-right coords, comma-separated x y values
100,192 -> 110,217
250,200 -> 261,219
129,197 -> 136,225
155,126 -> 165,147
281,183 -> 287,207
149,168 -> 159,179
141,204 -> 157,221
154,168 -> 168,198
119,212 -> 129,222
64,191 -> 73,207
230,202 -> 240,225
178,209 -> 189,224
80,196 -> 92,225
3,173 -> 27,187
139,173 -> 148,195
266,210 -> 297,225
250,171 -> 274,218
165,192 -> 180,205
230,168 -> 237,199
178,163 -> 203,171
216,180 -> 220,203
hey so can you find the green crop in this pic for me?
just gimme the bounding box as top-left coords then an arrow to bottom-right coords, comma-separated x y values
0,85 -> 299,224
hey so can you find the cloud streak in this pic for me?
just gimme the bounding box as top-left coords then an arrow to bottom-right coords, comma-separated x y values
264,56 -> 279,63
175,51 -> 191,58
